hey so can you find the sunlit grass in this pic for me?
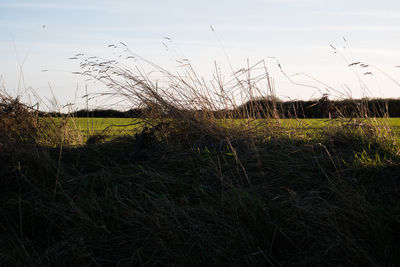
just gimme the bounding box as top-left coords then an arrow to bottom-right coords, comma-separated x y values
45,117 -> 400,139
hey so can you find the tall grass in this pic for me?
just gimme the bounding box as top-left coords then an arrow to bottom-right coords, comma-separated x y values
1,47 -> 400,266
76,45 -> 285,139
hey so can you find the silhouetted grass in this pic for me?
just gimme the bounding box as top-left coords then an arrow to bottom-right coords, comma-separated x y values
1,50 -> 400,266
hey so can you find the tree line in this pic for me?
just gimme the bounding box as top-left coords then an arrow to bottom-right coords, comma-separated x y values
39,97 -> 400,118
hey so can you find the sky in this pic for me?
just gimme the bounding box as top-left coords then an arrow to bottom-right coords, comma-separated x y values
1,0 -> 400,110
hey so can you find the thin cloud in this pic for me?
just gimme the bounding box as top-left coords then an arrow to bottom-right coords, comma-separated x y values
89,24 -> 400,33
343,10 -> 400,19
255,0 -> 316,2
313,45 -> 400,57
209,24 -> 400,32
342,47 -> 400,57
0,2 -> 116,12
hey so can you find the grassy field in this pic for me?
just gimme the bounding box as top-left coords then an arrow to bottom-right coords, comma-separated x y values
66,117 -> 143,136
0,108 -> 396,265
2,55 -> 400,265
54,116 -> 400,127
53,116 -> 400,137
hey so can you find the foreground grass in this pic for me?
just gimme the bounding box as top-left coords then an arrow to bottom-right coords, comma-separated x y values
2,114 -> 400,266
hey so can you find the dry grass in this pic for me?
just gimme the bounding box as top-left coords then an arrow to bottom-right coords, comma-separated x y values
76,46 -> 285,140
1,48 -> 400,266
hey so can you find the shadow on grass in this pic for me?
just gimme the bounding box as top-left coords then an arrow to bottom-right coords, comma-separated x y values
1,124 -> 400,266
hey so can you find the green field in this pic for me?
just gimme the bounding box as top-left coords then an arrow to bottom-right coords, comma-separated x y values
53,117 -> 400,136
67,117 -> 143,135
45,117 -> 144,139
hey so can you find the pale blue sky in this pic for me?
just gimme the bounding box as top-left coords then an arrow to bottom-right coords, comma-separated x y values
1,0 -> 400,109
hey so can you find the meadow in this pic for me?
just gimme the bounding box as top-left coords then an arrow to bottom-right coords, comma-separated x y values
1,54 -> 400,266
63,117 -> 143,137
59,116 -> 400,138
